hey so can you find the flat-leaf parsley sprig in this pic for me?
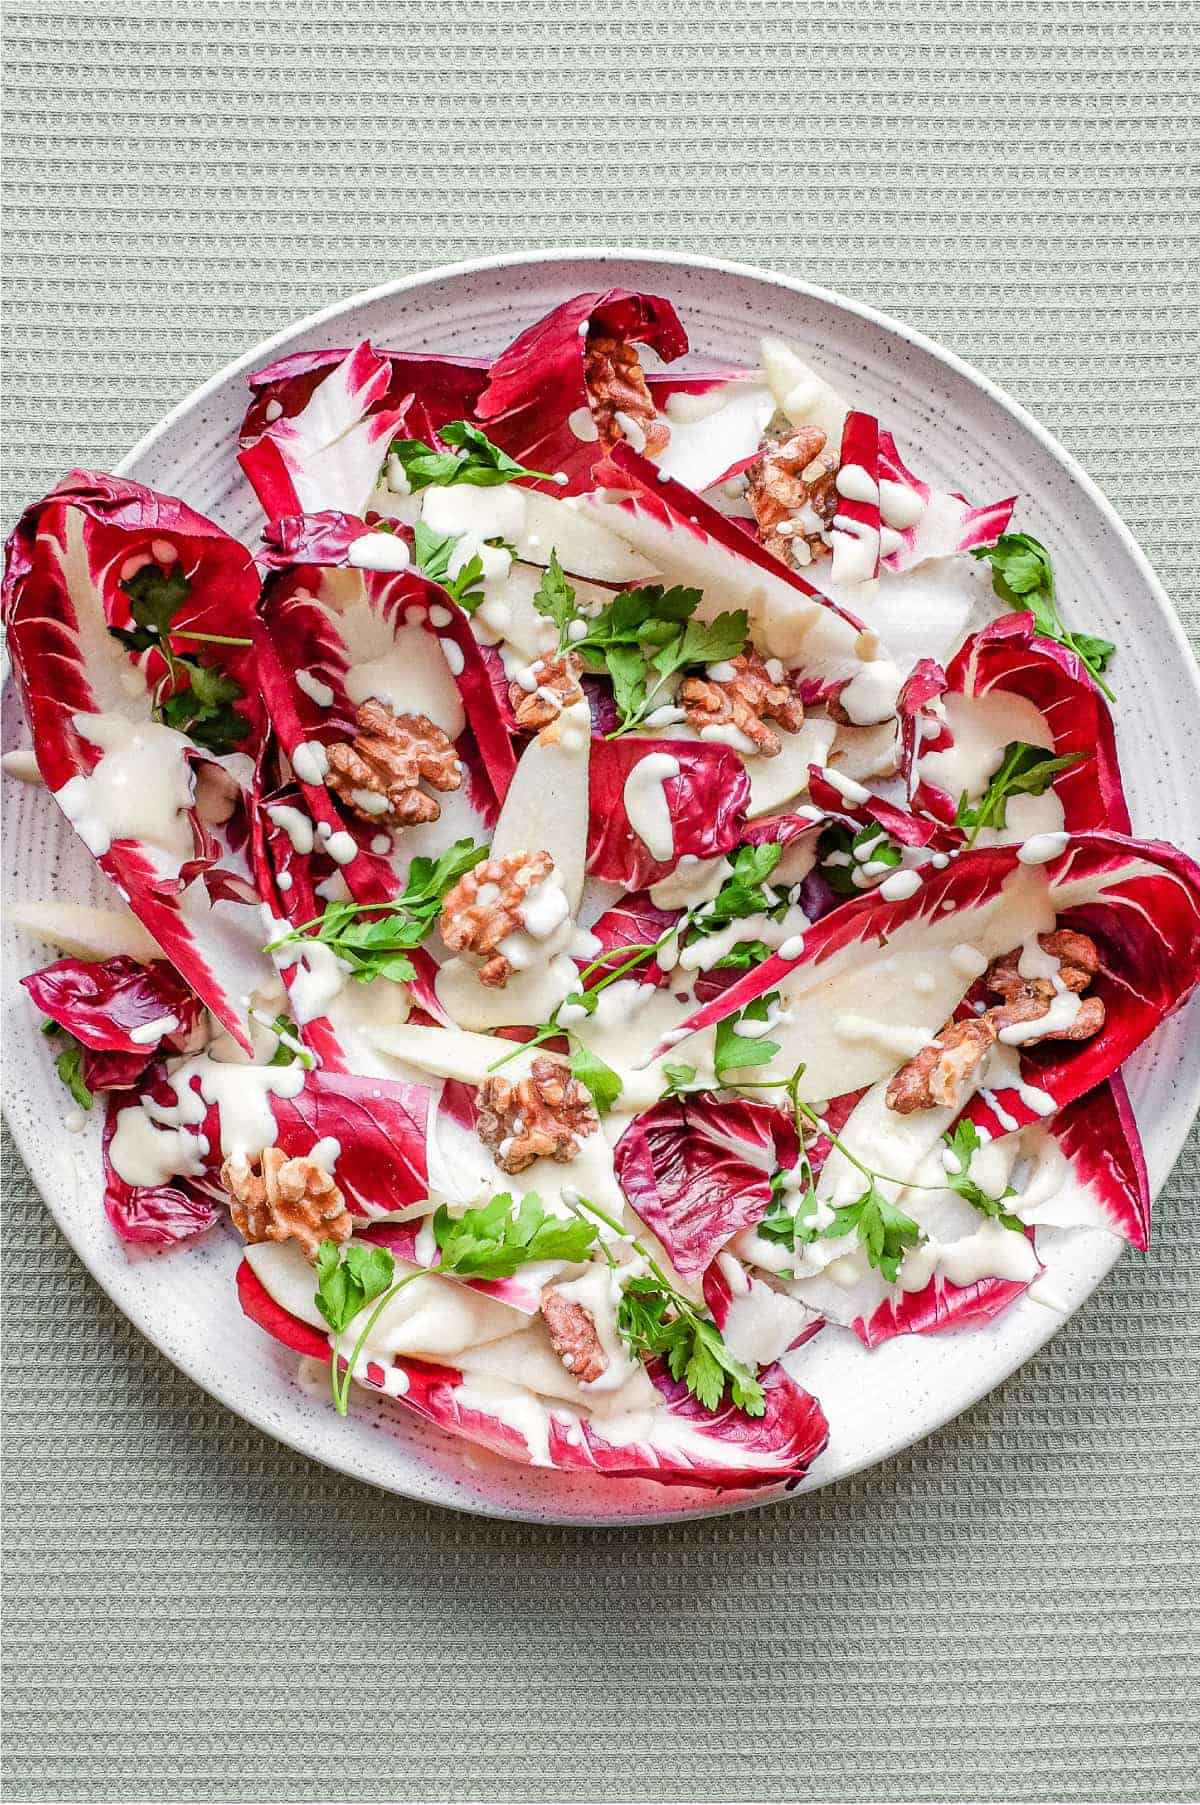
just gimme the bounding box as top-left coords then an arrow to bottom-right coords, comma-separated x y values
388,420 -> 563,492
316,1194 -> 599,1414
265,838 -> 488,984
971,532 -> 1115,701
567,1194 -> 765,1416
532,554 -> 749,738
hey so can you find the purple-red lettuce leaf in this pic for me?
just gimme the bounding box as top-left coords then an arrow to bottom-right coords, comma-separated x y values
877,429 -> 1016,572
473,289 -> 688,494
586,737 -> 750,889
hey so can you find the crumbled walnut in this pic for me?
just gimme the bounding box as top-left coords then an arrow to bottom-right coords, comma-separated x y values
584,334 -> 670,456
541,1284 -> 608,1382
886,1016 -> 998,1115
476,1054 -> 599,1174
678,648 -> 805,757
508,650 -> 585,739
222,1147 -> 352,1261
439,849 -> 555,986
887,928 -> 1105,1112
746,426 -> 839,568
986,929 -> 1100,999
326,701 -> 461,826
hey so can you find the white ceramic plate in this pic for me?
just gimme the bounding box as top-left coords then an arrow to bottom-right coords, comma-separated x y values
5,249 -> 1199,1526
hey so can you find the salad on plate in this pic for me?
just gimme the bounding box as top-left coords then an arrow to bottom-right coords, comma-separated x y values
5,286 -> 1199,1492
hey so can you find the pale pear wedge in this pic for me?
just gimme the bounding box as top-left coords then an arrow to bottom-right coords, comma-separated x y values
746,716 -> 838,818
489,698 -> 591,908
514,490 -> 659,582
651,382 -> 775,492
9,900 -> 164,963
758,335 -> 851,445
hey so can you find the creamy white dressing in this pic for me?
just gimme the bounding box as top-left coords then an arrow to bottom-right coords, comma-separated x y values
265,803 -> 315,856
56,713 -> 195,868
920,690 -> 1054,802
346,533 -> 411,572
341,620 -> 466,739
295,668 -> 335,708
622,752 -> 680,863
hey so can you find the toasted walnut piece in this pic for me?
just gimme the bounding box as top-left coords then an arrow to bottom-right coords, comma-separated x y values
986,929 -> 1101,999
888,927 -> 1107,1113
679,648 -> 805,758
439,849 -> 556,987
508,650 -> 586,738
584,334 -> 670,457
222,1147 -> 352,1262
886,1015 -> 999,1116
326,701 -> 462,826
541,1284 -> 609,1382
989,989 -> 1106,1045
746,426 -> 840,568
477,1055 -> 599,1174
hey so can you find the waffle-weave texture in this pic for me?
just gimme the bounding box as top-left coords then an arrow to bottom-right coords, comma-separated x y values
2,2 -> 1198,1801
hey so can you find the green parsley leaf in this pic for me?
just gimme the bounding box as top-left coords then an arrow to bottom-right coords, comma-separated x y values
954,740 -> 1083,846
410,521 -> 495,612
389,420 -> 557,491
159,660 -> 248,754
713,992 -> 782,1082
567,1041 -> 623,1115
661,1061 -> 704,1099
821,1177 -> 922,1284
110,563 -> 250,754
821,821 -> 903,896
267,837 -> 488,982
314,1238 -> 397,1335
616,1273 -> 764,1415
531,550 -> 577,636
432,1192 -> 598,1278
759,1160 -> 820,1251
971,533 -> 1116,700
50,1034 -> 94,1111
684,842 -> 786,963
941,1121 -> 1023,1231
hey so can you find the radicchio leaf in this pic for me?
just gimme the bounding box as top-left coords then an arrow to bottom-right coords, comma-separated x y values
473,289 -> 688,494
3,472 -> 270,1051
877,429 -> 1016,572
586,737 -> 750,889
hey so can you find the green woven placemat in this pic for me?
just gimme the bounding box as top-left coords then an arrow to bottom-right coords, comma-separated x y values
3,3 -> 1198,1800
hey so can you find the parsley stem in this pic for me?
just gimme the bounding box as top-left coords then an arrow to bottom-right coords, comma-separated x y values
738,1064 -> 947,1196
168,630 -> 253,647
330,1270 -> 426,1415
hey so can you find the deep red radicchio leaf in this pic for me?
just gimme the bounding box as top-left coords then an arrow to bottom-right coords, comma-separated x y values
852,1257 -> 1037,1348
827,411 -> 881,583
238,341 -> 424,521
671,831 -> 1200,1136
2,472 -> 269,1052
257,510 -> 415,572
24,955 -> 204,1093
254,562 -> 514,901
586,737 -> 750,889
916,611 -> 1131,836
615,1095 -> 799,1280
103,1064 -> 431,1247
239,344 -> 487,482
1039,1073 -> 1151,1250
233,1267 -> 830,1490
895,657 -> 949,796
876,428 -> 1016,572
806,766 -> 941,849
584,891 -> 679,986
473,289 -> 689,495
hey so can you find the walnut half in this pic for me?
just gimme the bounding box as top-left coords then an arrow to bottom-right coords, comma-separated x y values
679,648 -> 805,757
439,848 -> 557,987
222,1147 -> 352,1261
477,1055 -> 599,1174
541,1283 -> 608,1383
583,334 -> 670,457
327,700 -> 462,826
508,650 -> 585,738
886,929 -> 1106,1115
746,426 -> 839,568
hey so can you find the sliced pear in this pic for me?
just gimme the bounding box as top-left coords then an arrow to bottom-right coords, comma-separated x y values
746,716 -> 838,818
758,335 -> 851,446
515,490 -> 659,582
652,382 -> 775,492
490,698 -> 591,909
9,900 -> 163,962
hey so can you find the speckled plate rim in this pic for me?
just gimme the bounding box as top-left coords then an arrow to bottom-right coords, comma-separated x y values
4,246 -> 1199,1528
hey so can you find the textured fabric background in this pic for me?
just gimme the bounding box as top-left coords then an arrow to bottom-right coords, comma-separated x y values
2,3 -> 1198,1801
